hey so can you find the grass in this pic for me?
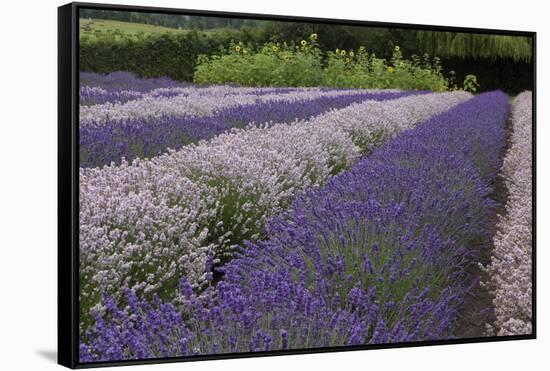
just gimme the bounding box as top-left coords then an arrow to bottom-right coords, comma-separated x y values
80,18 -> 186,36
79,18 -> 229,39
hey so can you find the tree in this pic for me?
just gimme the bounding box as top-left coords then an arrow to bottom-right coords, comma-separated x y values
417,31 -> 532,62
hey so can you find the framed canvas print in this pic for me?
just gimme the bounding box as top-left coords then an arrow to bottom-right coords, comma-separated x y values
58,2 -> 536,368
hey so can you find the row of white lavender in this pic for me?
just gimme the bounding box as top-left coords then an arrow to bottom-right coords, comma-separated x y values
80,85 -> 403,126
80,85 -> 313,107
482,91 -> 533,336
79,91 -> 472,319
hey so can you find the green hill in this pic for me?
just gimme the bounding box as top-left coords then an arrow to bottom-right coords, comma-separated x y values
79,18 -> 188,38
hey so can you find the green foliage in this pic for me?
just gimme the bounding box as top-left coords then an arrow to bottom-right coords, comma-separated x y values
80,10 -> 266,30
194,38 -> 324,87
324,46 -> 449,91
79,18 -> 189,38
79,17 -> 530,92
195,38 -> 451,91
463,74 -> 480,93
417,31 -> 532,62
80,29 -> 241,81
79,21 -> 274,81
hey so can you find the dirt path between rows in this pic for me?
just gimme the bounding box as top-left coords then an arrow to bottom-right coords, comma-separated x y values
454,113 -> 513,339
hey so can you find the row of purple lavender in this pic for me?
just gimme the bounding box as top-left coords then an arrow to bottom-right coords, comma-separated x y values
80,71 -> 187,95
79,91 -> 471,330
79,90 -> 415,168
80,91 -> 509,362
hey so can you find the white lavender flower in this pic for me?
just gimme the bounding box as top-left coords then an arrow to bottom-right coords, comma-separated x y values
79,91 -> 472,320
482,91 -> 533,336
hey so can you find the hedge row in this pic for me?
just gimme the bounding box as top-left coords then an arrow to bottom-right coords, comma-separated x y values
80,32 -> 533,94
80,31 -> 240,81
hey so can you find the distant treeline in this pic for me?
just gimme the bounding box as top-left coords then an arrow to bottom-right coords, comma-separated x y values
80,9 -> 532,59
79,11 -> 533,93
80,9 -> 264,30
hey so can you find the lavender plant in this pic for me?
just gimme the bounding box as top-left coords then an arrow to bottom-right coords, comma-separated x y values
79,92 -> 471,329
481,91 -> 533,336
80,71 -> 186,93
80,86 -> 144,106
80,92 -> 507,362
218,90 -> 507,344
79,86 -> 405,125
80,91 -> 414,168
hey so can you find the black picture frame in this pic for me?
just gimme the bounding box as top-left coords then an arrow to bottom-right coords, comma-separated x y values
58,2 -> 537,368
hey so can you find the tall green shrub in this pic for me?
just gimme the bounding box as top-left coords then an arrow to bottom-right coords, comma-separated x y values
194,38 -> 325,86
194,36 -> 451,91
80,30 -> 237,81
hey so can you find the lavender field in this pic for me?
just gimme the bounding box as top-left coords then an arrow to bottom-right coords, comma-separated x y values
78,72 -> 533,362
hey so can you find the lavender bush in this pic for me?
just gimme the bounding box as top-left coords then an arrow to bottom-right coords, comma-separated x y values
80,91 -> 415,168
79,85 -> 405,125
80,92 -> 508,361
79,92 -> 471,328
80,71 -> 305,97
80,71 -> 186,93
481,92 -> 533,335
80,86 -> 144,106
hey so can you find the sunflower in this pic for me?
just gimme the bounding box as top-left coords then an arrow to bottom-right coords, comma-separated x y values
387,66 -> 394,73
335,48 -> 340,54
349,51 -> 354,57
340,50 -> 346,56
301,40 -> 307,46
272,45 -> 278,52
395,45 -> 400,52
234,45 -> 241,52
310,33 -> 318,40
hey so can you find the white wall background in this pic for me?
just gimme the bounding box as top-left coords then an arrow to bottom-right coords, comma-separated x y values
0,0 -> 545,369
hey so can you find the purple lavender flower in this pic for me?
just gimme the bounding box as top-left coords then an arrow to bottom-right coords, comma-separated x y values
79,91 -> 415,168
80,91 -> 508,362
